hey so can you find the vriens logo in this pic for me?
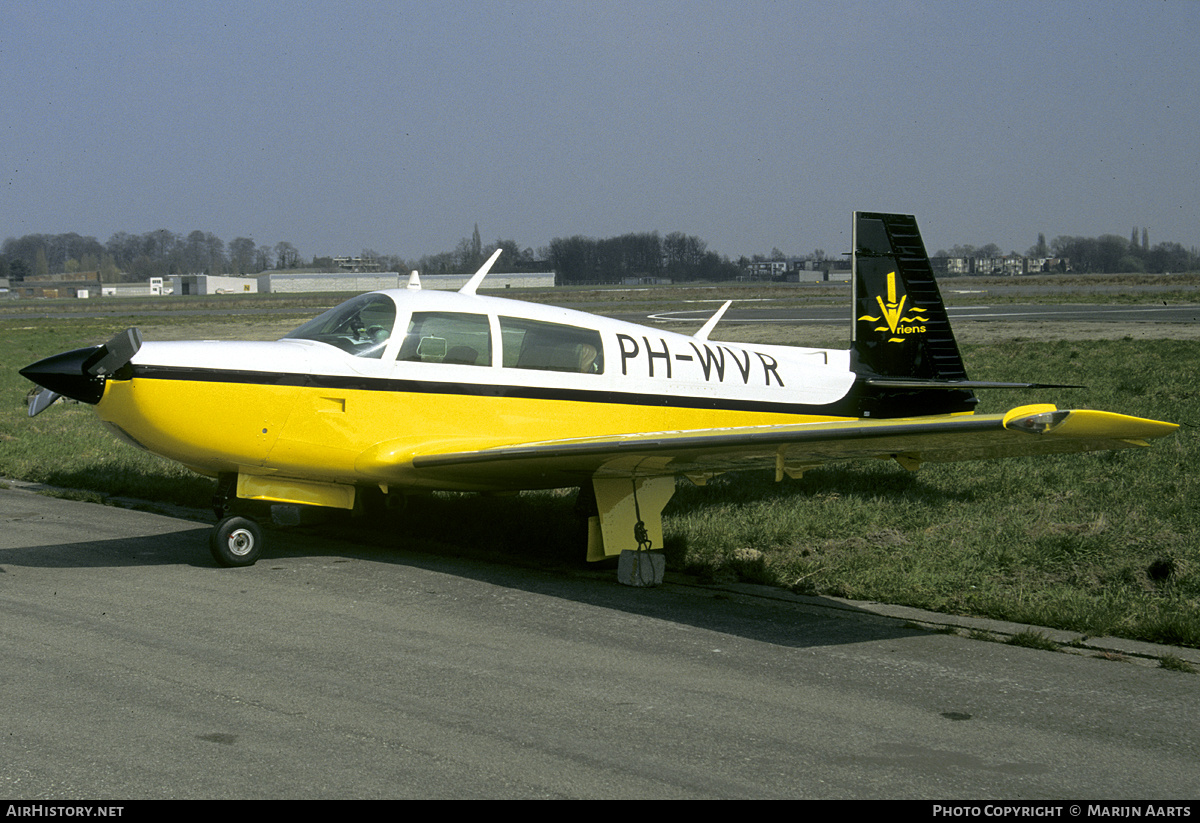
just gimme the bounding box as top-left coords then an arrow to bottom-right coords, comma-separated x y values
857,271 -> 930,343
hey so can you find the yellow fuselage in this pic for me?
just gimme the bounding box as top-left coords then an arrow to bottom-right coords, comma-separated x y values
95,288 -> 859,507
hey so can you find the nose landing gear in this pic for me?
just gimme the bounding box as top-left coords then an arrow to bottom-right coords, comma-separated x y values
211,515 -> 262,566
210,515 -> 264,567
209,474 -> 264,567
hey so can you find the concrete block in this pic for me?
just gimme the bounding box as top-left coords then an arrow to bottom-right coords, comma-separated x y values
618,550 -> 665,587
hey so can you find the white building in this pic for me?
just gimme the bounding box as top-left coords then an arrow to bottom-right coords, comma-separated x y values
257,271 -> 555,293
170,274 -> 259,295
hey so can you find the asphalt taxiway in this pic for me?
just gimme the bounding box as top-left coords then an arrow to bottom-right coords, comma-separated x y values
2,486 -> 1196,799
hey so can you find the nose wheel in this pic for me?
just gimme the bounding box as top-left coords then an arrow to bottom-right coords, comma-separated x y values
210,516 -> 264,567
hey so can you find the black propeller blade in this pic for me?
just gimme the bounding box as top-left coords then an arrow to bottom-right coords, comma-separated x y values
20,328 -> 143,411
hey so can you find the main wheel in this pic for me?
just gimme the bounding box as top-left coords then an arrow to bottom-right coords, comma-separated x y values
210,516 -> 263,567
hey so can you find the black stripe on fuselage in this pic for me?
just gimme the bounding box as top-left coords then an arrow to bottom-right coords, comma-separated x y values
127,363 -> 865,417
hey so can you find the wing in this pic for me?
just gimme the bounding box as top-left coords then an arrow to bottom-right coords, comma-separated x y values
358,404 -> 1177,490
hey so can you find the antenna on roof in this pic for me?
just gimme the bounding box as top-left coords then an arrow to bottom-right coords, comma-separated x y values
458,248 -> 503,296
693,300 -> 732,341
407,270 -> 422,290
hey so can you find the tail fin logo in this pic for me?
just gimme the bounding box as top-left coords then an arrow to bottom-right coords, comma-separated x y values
857,271 -> 930,343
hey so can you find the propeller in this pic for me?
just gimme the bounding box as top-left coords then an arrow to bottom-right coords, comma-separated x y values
20,328 -> 142,415
26,388 -> 62,417
83,327 -> 142,377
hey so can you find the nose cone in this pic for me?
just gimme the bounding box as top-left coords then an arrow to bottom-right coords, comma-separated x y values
19,346 -> 107,405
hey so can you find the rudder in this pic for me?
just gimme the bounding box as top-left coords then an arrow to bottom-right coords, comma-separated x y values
851,212 -> 968,381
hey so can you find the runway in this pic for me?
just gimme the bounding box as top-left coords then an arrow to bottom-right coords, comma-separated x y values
2,487 -> 1196,799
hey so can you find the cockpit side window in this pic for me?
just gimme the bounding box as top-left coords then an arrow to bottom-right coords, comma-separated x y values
283,293 -> 397,358
499,316 -> 604,374
397,312 -> 491,367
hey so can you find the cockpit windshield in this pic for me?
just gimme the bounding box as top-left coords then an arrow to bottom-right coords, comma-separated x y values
282,293 -> 397,358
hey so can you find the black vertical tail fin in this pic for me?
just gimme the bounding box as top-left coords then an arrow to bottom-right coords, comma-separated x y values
851,212 -> 976,416
851,212 -> 968,381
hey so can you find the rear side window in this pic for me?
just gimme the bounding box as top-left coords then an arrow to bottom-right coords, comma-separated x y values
500,316 -> 603,374
397,312 -> 491,366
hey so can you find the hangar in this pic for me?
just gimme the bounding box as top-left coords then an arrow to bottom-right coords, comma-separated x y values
256,271 -> 555,293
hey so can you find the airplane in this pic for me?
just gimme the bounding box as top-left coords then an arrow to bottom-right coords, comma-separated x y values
20,212 -> 1177,576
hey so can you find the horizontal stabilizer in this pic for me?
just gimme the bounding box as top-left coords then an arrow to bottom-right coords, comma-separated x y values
866,378 -> 1084,390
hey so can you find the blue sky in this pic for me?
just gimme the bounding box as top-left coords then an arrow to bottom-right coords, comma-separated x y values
3,0 -> 1197,262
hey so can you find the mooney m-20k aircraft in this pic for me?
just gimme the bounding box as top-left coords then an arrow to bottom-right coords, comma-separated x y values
21,213 -> 1177,570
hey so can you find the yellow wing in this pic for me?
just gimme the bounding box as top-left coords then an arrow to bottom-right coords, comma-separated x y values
358,404 -> 1177,491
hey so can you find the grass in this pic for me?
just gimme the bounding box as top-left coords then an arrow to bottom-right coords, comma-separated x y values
2,295 -> 1198,649
1,318 -> 220,508
1159,654 -> 1196,673
660,336 -> 1199,648
655,337 -> 1199,647
1006,631 -> 1060,652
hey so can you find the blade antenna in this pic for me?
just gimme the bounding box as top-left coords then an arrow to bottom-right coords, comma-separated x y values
458,248 -> 504,296
694,301 -> 732,341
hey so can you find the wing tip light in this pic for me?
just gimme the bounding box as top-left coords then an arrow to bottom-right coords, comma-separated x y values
1004,404 -> 1179,439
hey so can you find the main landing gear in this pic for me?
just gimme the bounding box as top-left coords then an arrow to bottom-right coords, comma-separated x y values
209,473 -> 264,567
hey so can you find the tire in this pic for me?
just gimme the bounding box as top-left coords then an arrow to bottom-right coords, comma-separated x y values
210,516 -> 263,567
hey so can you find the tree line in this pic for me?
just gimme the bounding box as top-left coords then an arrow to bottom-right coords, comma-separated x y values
1042,232 -> 1195,274
0,225 -> 554,284
408,226 -> 742,283
3,223 -> 1196,285
935,229 -> 1198,274
547,231 -> 739,284
0,230 -> 307,283
0,224 -> 742,285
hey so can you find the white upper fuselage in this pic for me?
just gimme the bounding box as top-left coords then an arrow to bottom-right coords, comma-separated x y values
129,288 -> 856,410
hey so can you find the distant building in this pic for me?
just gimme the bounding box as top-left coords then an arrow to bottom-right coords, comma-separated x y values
746,257 -> 852,283
930,256 -> 1069,277
257,271 -> 555,294
930,257 -> 970,275
743,260 -> 789,280
787,270 -> 825,284
332,256 -> 382,272
102,278 -> 166,297
406,272 -> 556,291
17,271 -> 102,298
786,258 -> 851,284
170,274 -> 259,295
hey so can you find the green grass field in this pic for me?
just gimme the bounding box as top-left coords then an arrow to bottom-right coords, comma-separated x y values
2,299 -> 1196,648
665,343 -> 1198,643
